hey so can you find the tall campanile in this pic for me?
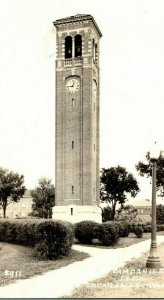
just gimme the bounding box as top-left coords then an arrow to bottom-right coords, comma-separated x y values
53,14 -> 102,222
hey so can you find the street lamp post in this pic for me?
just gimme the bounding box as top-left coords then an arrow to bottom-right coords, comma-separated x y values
146,146 -> 161,269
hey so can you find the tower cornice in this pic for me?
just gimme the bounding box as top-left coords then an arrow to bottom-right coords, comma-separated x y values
53,14 -> 102,38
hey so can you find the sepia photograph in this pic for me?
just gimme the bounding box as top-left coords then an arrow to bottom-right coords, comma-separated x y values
0,0 -> 164,298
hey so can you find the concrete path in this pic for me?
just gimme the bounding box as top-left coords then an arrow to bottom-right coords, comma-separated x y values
0,236 -> 164,298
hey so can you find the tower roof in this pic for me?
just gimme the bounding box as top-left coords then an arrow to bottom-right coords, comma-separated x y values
53,14 -> 102,37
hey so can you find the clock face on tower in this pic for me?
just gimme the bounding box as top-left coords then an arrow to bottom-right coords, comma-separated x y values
66,78 -> 80,93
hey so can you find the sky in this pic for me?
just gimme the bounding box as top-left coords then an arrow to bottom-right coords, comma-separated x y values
0,0 -> 164,202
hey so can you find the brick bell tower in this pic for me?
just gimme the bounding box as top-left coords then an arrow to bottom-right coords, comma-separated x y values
53,14 -> 102,222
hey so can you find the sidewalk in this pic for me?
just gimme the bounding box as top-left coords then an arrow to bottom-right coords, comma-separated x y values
0,236 -> 164,298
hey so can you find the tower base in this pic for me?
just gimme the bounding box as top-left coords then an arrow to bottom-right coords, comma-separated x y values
52,205 -> 102,223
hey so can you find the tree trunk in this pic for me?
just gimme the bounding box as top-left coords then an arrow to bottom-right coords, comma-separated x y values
112,202 -> 116,220
1,199 -> 7,219
3,206 -> 6,218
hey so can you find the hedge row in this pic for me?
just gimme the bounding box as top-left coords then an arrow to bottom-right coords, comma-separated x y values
128,222 -> 164,233
75,220 -> 164,245
74,221 -> 137,246
0,219 -> 74,259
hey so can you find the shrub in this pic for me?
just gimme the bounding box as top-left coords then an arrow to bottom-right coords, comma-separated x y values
143,224 -> 151,233
0,219 -> 38,246
0,219 -> 74,259
133,225 -> 144,238
127,222 -> 136,233
35,220 -> 74,259
15,221 -> 37,246
98,221 -> 119,246
116,222 -> 130,237
127,223 -> 133,233
130,222 -> 144,233
5,222 -> 17,243
157,204 -> 164,225
0,221 -> 17,243
75,221 -> 100,244
0,221 -> 12,242
157,224 -> 164,231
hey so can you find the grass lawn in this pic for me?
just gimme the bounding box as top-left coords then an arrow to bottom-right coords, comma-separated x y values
0,243 -> 89,287
70,239 -> 164,298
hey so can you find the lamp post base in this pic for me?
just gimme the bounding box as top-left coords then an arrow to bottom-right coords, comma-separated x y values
146,256 -> 161,269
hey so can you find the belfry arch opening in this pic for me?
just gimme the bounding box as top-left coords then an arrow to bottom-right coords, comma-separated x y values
65,36 -> 72,59
75,34 -> 82,57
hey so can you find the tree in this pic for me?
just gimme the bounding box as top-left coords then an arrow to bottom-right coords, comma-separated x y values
100,166 -> 139,220
0,168 -> 26,218
30,178 -> 55,219
115,204 -> 138,222
136,152 -> 164,196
